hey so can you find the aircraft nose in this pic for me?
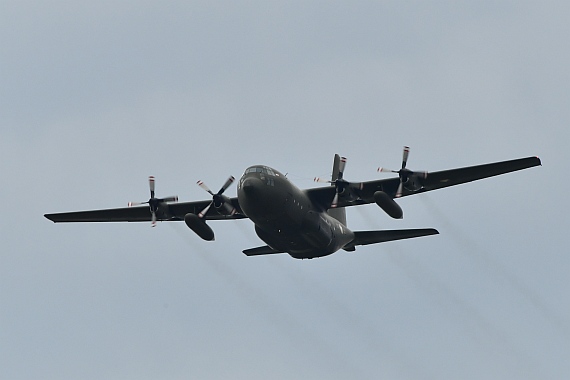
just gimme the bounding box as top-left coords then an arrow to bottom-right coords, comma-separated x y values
241,177 -> 263,197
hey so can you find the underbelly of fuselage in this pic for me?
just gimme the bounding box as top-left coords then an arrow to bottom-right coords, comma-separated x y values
237,170 -> 354,259
253,222 -> 334,259
249,207 -> 356,259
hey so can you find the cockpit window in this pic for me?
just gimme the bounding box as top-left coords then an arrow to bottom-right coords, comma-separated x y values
244,166 -> 275,176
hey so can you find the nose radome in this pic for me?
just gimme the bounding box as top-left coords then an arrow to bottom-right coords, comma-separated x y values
242,177 -> 263,196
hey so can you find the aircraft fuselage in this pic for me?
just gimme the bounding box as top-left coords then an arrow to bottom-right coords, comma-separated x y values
237,165 -> 354,259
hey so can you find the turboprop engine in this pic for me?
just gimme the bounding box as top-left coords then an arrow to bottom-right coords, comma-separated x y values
378,146 -> 427,198
184,176 -> 238,241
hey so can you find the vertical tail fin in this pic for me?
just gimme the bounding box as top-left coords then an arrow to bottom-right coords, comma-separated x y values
328,154 -> 347,226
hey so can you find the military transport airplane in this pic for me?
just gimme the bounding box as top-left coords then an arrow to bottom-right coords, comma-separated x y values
45,148 -> 541,259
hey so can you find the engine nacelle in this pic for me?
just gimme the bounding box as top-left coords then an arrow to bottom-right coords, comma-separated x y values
404,173 -> 425,192
213,194 -> 232,210
184,213 -> 215,241
373,191 -> 403,219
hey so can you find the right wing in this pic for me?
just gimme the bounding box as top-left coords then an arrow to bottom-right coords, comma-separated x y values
305,156 -> 541,209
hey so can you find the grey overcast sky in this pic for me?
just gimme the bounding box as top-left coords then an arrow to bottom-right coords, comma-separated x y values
1,1 -> 568,379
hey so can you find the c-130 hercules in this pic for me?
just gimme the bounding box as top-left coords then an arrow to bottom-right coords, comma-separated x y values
45,147 -> 541,259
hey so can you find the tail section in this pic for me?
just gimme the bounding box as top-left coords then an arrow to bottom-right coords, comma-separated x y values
345,228 -> 439,250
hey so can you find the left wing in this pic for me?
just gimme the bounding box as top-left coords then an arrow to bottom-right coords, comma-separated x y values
306,156 -> 541,209
45,197 -> 246,223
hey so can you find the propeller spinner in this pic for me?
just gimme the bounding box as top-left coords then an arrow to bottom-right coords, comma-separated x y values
378,146 -> 427,198
128,176 -> 178,227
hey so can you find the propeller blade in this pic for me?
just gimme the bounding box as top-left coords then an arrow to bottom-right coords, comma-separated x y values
197,180 -> 214,195
378,167 -> 426,176
331,191 -> 339,208
162,196 -> 178,203
151,210 -> 157,227
402,146 -> 410,170
396,180 -> 404,198
218,176 -> 235,195
198,201 -> 213,218
337,156 -> 347,179
314,177 -> 331,183
149,176 -> 156,198
128,201 -> 147,207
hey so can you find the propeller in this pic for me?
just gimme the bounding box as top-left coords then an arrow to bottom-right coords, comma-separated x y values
196,176 -> 237,218
128,176 -> 178,227
315,155 -> 362,208
378,146 -> 427,198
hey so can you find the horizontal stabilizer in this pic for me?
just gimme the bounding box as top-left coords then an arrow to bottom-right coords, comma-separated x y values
348,228 -> 439,248
243,246 -> 285,256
